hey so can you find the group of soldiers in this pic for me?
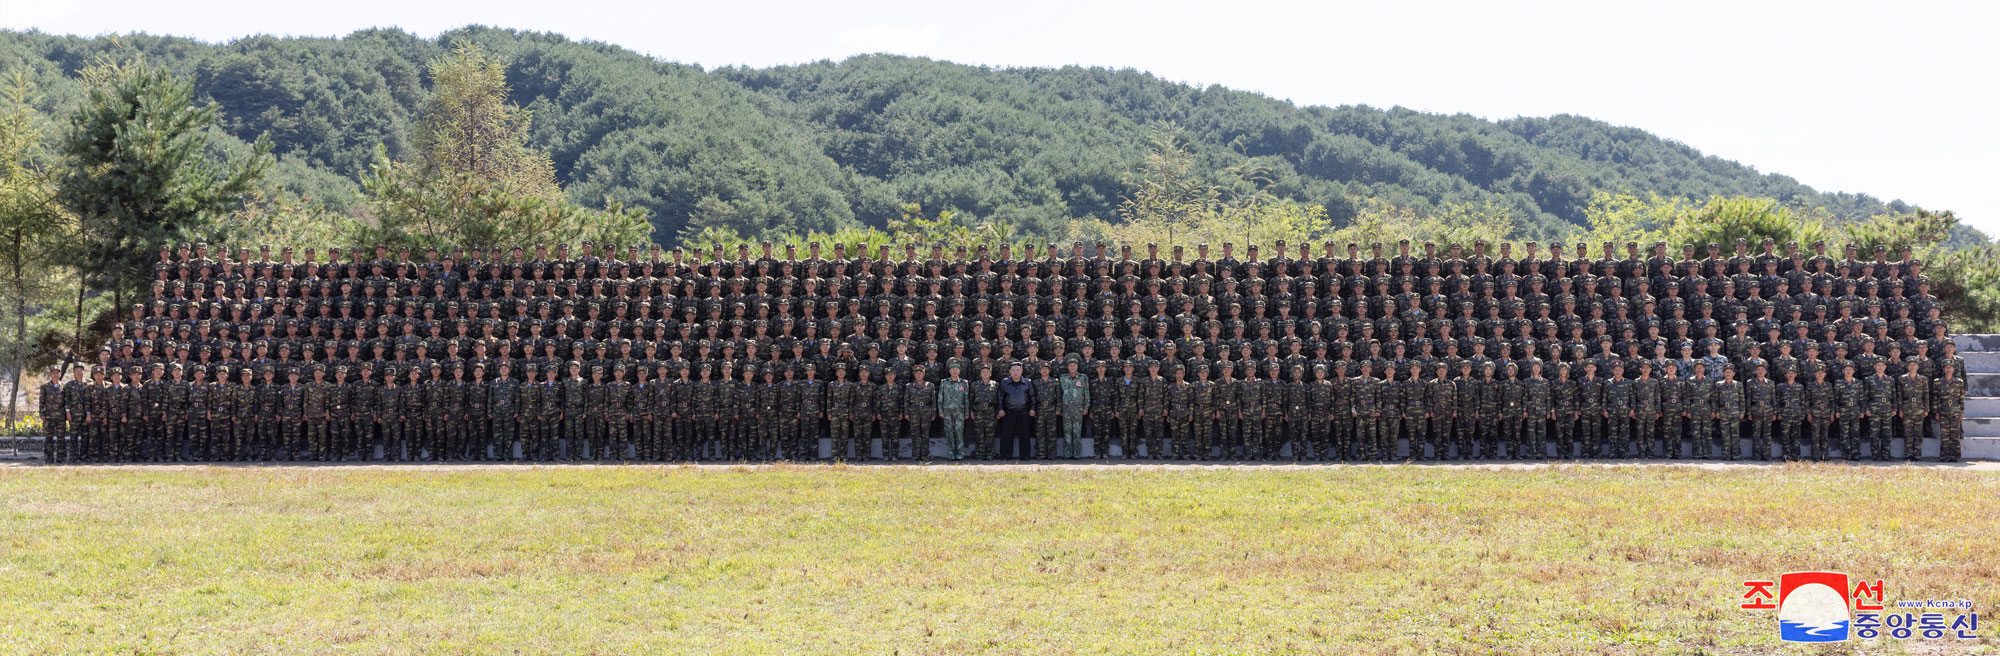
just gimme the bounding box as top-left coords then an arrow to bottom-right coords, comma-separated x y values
36,235 -> 1973,463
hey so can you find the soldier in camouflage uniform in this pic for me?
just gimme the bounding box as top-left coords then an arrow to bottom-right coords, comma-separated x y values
826,363 -> 857,460
876,367 -> 906,461
1164,363 -> 1194,459
1744,363 -> 1777,461
328,366 -> 354,461
1033,362 -> 1062,459
1681,362 -> 1712,459
1576,362 -> 1605,459
1473,362 -> 1500,460
1549,363 -> 1577,460
1424,362 -> 1456,461
757,366 -> 784,461
907,365 -> 939,461
583,365 -> 608,460
1499,362 -> 1525,459
1776,367 -> 1806,460
1805,365 -> 1834,461
970,363 -> 1000,460
1088,360 -> 1118,459
1112,362 -> 1143,459
491,361 -> 520,461
302,364 -> 331,461
1057,358 -> 1091,459
848,364 -> 877,460
256,366 -> 284,461
1521,360 -> 1551,460
1631,362 -> 1660,459
467,363 -> 493,460
1189,363 -> 1218,460
562,361 -> 589,460
1896,357 -> 1929,462
1237,364 -> 1268,460
797,364 -> 827,460
1211,363 -> 1239,460
1278,365 -> 1307,460
1305,364 -> 1335,461
1864,360 -> 1897,461
1834,362 -> 1865,460
1934,365 -> 1965,462
729,365 -> 758,460
687,363 -> 715,460
378,367 -> 406,461
1602,362 -> 1633,459
1713,364 -> 1745,461
939,360 -> 971,460
280,367 -> 305,461
1355,362 -> 1384,461
1140,360 -> 1169,459
1657,363 -> 1683,459
38,367 -> 65,463
1451,362 -> 1478,460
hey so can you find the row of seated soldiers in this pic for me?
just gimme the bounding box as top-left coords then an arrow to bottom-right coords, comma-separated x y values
39,346 -> 1969,464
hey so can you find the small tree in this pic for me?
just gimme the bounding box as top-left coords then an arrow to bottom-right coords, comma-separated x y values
361,42 -> 648,249
0,72 -> 80,421
56,56 -> 270,310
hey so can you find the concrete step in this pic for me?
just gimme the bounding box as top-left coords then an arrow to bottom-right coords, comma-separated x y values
1967,352 -> 2000,374
1968,398 -> 2000,417
1952,334 -> 2000,352
1967,418 -> 2000,438
1969,437 -> 2000,460
1970,373 -> 2000,397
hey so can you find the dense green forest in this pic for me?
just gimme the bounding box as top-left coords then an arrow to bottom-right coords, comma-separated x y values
0,25 -> 1942,245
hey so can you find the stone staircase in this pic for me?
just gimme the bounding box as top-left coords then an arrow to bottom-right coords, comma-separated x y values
1955,335 -> 2000,461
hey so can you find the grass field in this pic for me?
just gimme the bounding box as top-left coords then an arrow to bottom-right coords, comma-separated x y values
1,463 -> 1995,655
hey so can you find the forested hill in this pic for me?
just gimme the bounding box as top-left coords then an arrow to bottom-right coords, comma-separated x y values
0,26 -> 1917,243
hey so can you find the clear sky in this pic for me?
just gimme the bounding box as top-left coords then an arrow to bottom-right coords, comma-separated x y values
5,0 -> 1995,234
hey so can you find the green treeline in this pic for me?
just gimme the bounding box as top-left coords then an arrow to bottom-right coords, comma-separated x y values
0,25 -> 1941,244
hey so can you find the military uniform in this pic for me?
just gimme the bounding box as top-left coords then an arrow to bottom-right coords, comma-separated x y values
1897,364 -> 1929,461
1744,372 -> 1777,460
1713,371 -> 1745,461
1834,370 -> 1867,460
1058,366 -> 1091,459
1776,374 -> 1806,460
939,370 -> 971,460
1934,373 -> 1966,461
1521,371 -> 1551,460
1033,371 -> 1062,459
969,370 -> 999,459
906,374 -> 939,461
1864,368 -> 1897,460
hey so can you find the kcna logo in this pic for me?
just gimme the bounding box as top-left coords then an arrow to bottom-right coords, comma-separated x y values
1740,571 -> 1981,643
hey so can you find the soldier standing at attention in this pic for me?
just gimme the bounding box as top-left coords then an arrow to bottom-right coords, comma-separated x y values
730,364 -> 758,460
1744,363 -> 1778,461
828,363 -> 857,460
1425,362 -> 1456,461
353,364 -> 380,460
1190,363 -> 1218,460
302,364 -> 331,461
938,360 -> 970,461
1400,362 -> 1428,461
688,363 -> 715,460
1933,365 -> 1965,462
1282,364 -> 1309,460
1088,360 -> 1118,459
491,361 -> 520,461
467,363 -> 492,460
517,364 -> 543,461
328,365 -> 353,461
257,366 -> 283,461
182,365 -> 207,461
759,366 -> 785,461
850,363 -> 879,460
279,367 -> 305,462
1059,357 -> 1091,459
1235,364 -> 1266,460
140,364 -> 167,461
1681,362 -> 1711,459
1325,362 -> 1351,461
1499,362 -> 1526,459
1576,362 -> 1605,459
1473,362 -> 1500,460
671,363 -> 697,461
1713,364 -> 1746,461
1896,357 -> 1929,461
1305,364 -> 1335,461
1451,362 -> 1478,460
1033,362 -> 1062,459
876,367 -> 905,461
1834,362 -> 1866,461
1657,363 -> 1683,458
797,363 -> 827,461
906,365 -> 939,462
1602,362 -> 1633,459
1521,360 -> 1551,460
1114,361 -> 1143,459
1776,367 -> 1806,460
969,363 -> 1000,460
1864,360 -> 1898,461
1549,363 -> 1577,459
584,365 -> 609,460
38,366 -> 65,463
1164,363 -> 1194,460
447,363 -> 472,461
379,367 -> 405,461
1804,365 -> 1834,461
1355,362 -> 1383,461
1139,360 -> 1169,460
562,361 -> 588,461
1631,362 -> 1660,458
62,364 -> 91,461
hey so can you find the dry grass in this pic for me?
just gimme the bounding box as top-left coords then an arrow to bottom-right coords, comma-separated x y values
0,464 -> 1994,655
